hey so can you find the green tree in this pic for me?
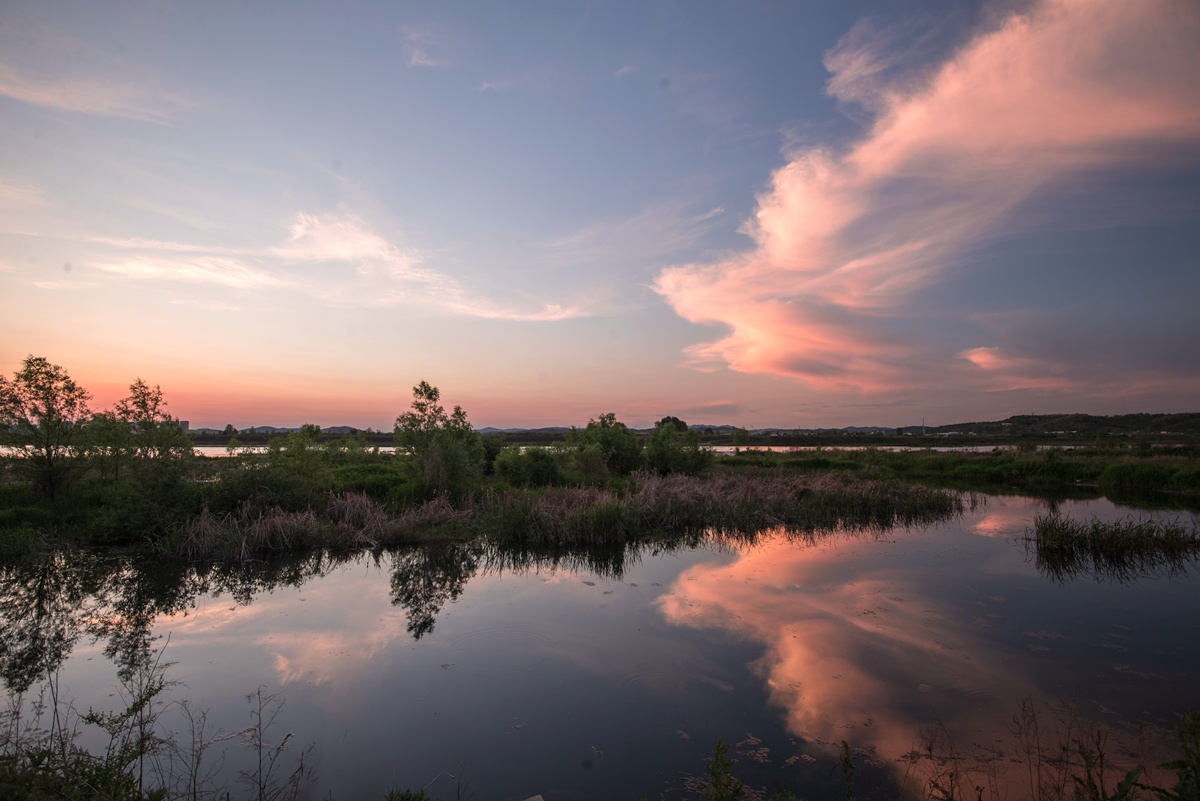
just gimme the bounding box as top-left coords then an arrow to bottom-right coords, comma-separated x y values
494,444 -> 564,487
731,427 -> 750,446
567,413 -> 644,477
0,355 -> 92,500
79,410 -> 136,480
656,415 -> 688,432
222,424 -> 237,435
394,381 -> 483,496
646,421 -> 714,476
114,378 -> 189,461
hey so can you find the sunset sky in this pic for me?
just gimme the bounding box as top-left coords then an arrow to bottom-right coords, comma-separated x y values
2,0 -> 1197,430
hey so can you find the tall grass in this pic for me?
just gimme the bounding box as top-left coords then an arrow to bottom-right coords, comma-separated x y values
1027,514 -> 1200,582
166,472 -> 970,559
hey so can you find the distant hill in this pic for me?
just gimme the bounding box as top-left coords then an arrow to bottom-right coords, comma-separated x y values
189,413 -> 1199,439
929,413 -> 1200,435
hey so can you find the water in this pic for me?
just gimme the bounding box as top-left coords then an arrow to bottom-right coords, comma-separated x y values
3,494 -> 1198,799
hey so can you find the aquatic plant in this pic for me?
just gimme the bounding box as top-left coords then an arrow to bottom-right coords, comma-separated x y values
161,471 -> 968,560
1027,515 -> 1200,582
702,737 -> 747,801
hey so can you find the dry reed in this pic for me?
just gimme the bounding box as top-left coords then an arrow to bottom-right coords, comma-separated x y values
171,471 -> 967,559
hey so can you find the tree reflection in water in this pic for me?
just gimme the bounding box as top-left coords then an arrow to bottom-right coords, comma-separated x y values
0,534 -> 711,685
2,519 -> 1190,696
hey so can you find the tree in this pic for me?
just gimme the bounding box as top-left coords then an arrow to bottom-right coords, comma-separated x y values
567,413 -> 644,476
731,427 -> 751,446
394,381 -> 483,495
0,355 -> 92,499
223,424 -> 237,436
646,420 -> 714,476
656,415 -> 688,433
115,378 -> 187,461
79,410 -> 136,480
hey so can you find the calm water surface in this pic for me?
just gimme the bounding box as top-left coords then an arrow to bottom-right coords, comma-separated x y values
4,494 -> 1198,799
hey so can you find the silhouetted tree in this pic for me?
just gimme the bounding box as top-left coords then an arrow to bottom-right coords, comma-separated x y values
0,355 -> 92,499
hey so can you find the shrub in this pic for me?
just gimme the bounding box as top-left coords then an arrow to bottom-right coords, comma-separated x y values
493,445 -> 564,487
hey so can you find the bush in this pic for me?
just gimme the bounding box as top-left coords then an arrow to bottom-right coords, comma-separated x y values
1097,461 -> 1176,489
331,462 -> 414,502
645,424 -> 714,476
1169,466 -> 1200,491
494,445 -> 564,487
566,413 -> 644,476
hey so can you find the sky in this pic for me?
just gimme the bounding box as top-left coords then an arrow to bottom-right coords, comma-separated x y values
1,0 -> 1198,430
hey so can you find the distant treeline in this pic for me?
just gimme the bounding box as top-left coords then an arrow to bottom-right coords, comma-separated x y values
930,412 -> 1200,436
4,354 -> 1200,559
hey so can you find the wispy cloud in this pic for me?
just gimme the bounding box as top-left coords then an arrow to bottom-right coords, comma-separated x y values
94,256 -> 289,288
31,280 -> 97,290
546,201 -> 726,268
477,67 -> 553,94
614,64 -> 640,78
401,27 -> 449,68
82,208 -> 581,321
654,0 -> 1200,392
0,178 -> 50,209
0,61 -> 191,121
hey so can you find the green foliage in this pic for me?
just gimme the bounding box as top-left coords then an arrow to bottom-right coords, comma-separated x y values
0,523 -> 36,560
1029,515 -> 1200,582
1153,710 -> 1200,801
78,411 -> 136,480
1097,462 -> 1176,489
567,413 -> 644,477
205,455 -> 332,516
115,378 -> 189,462
394,382 -> 484,497
0,355 -> 93,500
731,427 -> 750,446
494,445 -> 564,487
836,740 -> 856,801
1070,732 -> 1143,801
701,738 -> 745,801
383,790 -> 436,801
1169,467 -> 1200,491
656,415 -> 689,432
646,422 -> 714,476
480,433 -> 504,476
331,462 -> 416,504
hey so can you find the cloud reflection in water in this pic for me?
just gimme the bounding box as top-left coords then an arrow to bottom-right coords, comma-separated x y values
658,530 -> 1034,783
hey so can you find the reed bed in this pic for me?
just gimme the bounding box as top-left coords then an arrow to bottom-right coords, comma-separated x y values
170,471 -> 968,559
1028,514 -> 1200,581
476,471 -> 969,547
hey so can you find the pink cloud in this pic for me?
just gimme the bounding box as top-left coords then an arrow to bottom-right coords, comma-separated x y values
654,0 -> 1200,391
0,60 -> 191,122
656,535 -> 1035,791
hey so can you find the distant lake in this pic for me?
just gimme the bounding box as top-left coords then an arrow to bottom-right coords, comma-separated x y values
4,494 -> 1197,799
189,444 -> 1068,458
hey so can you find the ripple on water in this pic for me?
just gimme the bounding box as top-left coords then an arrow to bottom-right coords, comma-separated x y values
622,669 -> 733,694
450,627 -> 551,672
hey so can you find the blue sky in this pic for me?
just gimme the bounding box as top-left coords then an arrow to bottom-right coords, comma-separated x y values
1,0 -> 1197,429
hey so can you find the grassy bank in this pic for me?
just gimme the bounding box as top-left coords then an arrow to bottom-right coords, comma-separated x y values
7,436 -> 1199,560
718,443 -> 1200,495
168,471 -> 969,559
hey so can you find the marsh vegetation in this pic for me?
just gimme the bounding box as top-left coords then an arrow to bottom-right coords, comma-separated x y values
4,357 -> 1200,799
